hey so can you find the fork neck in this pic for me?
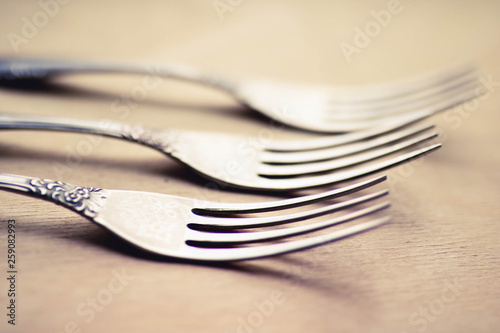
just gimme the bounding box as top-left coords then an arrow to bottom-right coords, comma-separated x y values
0,173 -> 36,193
0,112 -> 129,135
0,58 -> 238,93
0,112 -> 183,159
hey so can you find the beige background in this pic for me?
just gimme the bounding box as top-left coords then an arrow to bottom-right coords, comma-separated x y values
0,0 -> 499,332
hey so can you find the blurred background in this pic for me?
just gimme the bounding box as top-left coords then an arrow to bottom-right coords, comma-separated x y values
1,0 -> 499,109
0,1 -> 499,332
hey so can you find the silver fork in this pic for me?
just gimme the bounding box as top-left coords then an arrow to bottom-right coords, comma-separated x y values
0,173 -> 390,261
0,111 -> 440,191
0,58 -> 481,132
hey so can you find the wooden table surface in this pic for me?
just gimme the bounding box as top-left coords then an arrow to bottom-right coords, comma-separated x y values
1,1 -> 499,332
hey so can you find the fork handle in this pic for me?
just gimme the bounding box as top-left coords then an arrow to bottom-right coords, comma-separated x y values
0,112 -> 178,153
0,112 -> 129,138
0,58 -> 236,92
0,173 -> 106,218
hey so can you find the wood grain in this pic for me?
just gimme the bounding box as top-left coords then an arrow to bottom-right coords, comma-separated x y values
0,1 -> 499,332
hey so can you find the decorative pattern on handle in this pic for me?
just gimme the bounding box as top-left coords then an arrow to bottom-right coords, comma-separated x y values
27,179 -> 106,218
119,124 -> 186,155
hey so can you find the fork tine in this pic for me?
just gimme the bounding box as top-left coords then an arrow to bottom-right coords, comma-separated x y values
265,111 -> 432,152
326,76 -> 479,117
261,123 -> 434,164
187,202 -> 389,244
295,82 -> 481,133
196,175 -> 386,215
323,82 -> 480,127
326,63 -> 475,102
258,76 -> 478,151
267,78 -> 481,141
184,217 -> 390,261
259,131 -> 437,176
256,143 -> 441,190
193,190 -> 388,228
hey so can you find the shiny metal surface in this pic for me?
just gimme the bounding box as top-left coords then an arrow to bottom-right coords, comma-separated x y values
0,58 -> 481,132
0,174 -> 390,261
0,112 -> 440,190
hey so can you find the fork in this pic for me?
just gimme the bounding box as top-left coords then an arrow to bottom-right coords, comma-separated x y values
0,58 -> 481,132
0,173 -> 390,261
0,111 -> 440,191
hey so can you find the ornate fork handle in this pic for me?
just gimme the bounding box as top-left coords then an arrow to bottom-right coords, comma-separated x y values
0,173 -> 107,218
0,113 -> 179,153
0,58 -> 236,92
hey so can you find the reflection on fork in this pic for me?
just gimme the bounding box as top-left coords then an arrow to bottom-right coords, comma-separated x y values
0,111 -> 440,190
0,58 -> 482,132
0,174 -> 390,261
